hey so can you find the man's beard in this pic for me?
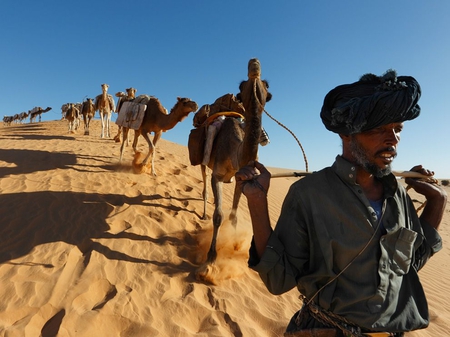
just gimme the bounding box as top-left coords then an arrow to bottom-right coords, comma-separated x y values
349,137 -> 394,178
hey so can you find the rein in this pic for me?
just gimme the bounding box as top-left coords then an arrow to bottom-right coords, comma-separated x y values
252,79 -> 309,172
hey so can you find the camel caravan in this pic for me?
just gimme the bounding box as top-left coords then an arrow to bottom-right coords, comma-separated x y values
3,106 -> 52,125
2,58 -> 274,275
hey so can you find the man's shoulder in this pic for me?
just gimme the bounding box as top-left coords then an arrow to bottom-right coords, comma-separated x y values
291,167 -> 335,189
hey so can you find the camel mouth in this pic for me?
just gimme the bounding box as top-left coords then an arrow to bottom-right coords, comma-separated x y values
248,58 -> 261,79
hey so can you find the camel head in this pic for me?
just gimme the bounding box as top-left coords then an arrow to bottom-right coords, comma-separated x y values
172,97 -> 198,122
101,83 -> 109,93
237,58 -> 272,118
247,58 -> 261,79
126,87 -> 137,99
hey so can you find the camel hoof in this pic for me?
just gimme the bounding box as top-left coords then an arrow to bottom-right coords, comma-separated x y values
195,262 -> 219,285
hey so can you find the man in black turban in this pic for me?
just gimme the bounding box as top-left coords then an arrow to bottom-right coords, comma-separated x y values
235,70 -> 447,336
320,69 -> 421,135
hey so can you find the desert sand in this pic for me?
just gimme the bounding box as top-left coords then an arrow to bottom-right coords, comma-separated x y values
0,120 -> 448,337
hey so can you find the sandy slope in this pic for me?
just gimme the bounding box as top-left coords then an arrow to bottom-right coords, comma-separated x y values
0,120 -> 448,336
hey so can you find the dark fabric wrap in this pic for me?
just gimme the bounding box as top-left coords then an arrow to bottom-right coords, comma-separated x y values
320,70 -> 421,135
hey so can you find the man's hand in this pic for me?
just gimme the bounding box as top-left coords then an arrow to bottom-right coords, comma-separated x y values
405,165 -> 447,230
405,165 -> 444,199
236,161 -> 271,199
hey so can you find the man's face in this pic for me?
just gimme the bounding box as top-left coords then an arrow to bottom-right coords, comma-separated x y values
349,122 -> 403,178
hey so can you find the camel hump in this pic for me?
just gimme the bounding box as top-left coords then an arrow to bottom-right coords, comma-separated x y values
192,94 -> 245,127
134,94 -> 155,105
210,93 -> 245,116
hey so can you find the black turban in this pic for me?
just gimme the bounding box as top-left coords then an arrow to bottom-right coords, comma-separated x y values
320,70 -> 421,135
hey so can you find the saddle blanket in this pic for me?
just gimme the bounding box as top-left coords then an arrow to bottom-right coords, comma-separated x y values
30,107 -> 40,114
115,101 -> 147,130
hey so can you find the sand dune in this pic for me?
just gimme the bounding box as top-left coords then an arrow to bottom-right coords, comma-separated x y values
0,120 -> 448,336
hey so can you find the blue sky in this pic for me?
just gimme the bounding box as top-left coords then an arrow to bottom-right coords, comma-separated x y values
1,1 -> 449,178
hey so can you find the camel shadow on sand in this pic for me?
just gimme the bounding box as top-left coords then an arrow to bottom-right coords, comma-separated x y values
0,148 -> 77,179
0,190 -> 204,278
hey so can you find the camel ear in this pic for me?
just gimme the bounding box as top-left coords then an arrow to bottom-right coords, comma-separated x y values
177,97 -> 181,101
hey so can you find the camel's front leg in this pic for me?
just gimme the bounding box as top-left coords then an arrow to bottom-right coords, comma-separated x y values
119,127 -> 130,162
141,132 -> 156,175
83,115 -> 89,135
229,182 -> 242,228
132,130 -> 141,153
149,131 -> 162,176
105,113 -> 111,138
206,175 -> 223,263
201,165 -> 209,220
100,112 -> 106,138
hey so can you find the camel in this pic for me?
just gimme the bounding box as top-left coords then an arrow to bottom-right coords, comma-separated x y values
65,103 -> 80,133
3,116 -> 13,125
81,98 -> 95,135
113,87 -> 137,143
14,112 -> 29,124
94,83 -> 116,138
199,58 -> 272,264
119,96 -> 198,176
29,107 -> 52,123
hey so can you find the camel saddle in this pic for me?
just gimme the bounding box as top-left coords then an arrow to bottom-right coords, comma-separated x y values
115,101 -> 147,130
188,93 -> 245,166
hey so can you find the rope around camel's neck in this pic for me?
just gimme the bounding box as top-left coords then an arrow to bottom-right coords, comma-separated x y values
252,79 -> 309,172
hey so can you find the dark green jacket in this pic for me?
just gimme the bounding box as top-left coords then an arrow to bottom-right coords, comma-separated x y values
249,156 -> 442,332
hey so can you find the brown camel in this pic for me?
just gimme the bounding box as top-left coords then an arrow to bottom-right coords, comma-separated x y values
119,96 -> 198,176
81,98 -> 95,135
29,107 -> 52,123
200,58 -> 272,264
113,87 -> 137,143
65,103 -> 80,133
94,83 -> 116,138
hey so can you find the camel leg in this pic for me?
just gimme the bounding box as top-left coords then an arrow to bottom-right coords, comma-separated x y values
105,114 -> 111,138
206,174 -> 223,263
140,132 -> 156,176
87,116 -> 91,135
114,126 -> 122,143
202,125 -> 218,166
100,113 -> 105,138
201,164 -> 208,220
229,183 -> 242,227
83,114 -> 89,135
119,127 -> 130,162
132,130 -> 141,153
150,131 -> 162,176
